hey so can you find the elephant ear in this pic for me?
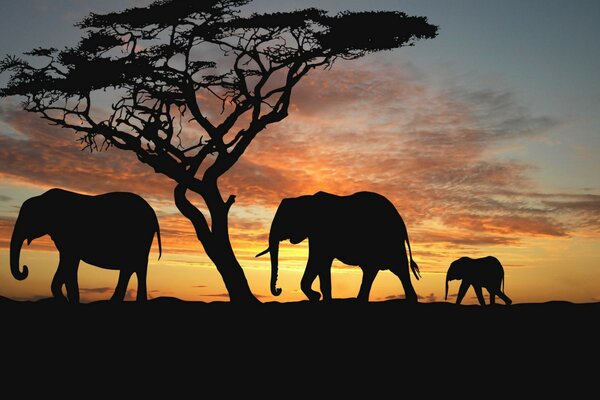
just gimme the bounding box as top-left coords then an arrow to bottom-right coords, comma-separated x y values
287,195 -> 315,243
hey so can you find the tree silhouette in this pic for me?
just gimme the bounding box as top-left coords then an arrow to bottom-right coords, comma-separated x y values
0,0 -> 437,303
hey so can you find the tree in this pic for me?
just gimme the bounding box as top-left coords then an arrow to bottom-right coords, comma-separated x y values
0,0 -> 437,303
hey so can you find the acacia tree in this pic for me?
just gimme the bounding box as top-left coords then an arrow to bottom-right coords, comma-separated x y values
0,0 -> 437,303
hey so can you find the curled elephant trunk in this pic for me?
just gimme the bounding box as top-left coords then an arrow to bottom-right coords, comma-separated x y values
10,225 -> 29,280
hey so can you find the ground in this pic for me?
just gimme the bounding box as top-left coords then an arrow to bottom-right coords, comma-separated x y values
2,296 -> 596,392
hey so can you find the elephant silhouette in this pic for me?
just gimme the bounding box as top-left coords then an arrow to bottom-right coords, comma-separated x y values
9,188 -> 161,303
256,191 -> 420,302
445,256 -> 512,305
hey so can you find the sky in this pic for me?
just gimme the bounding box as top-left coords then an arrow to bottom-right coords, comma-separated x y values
0,0 -> 599,304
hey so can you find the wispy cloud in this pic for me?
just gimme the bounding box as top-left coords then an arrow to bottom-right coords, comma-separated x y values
0,104 -> 174,200
79,287 -> 113,294
201,293 -> 230,298
422,292 -> 437,303
0,58 -> 597,265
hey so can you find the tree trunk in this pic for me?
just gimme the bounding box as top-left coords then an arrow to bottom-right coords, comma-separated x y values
174,183 -> 258,304
203,226 -> 258,304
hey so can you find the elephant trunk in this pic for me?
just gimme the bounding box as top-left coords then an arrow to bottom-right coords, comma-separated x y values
10,223 -> 29,280
269,236 -> 282,296
445,274 -> 450,301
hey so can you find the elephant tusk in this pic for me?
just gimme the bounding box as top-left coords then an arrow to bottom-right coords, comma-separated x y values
255,247 -> 270,258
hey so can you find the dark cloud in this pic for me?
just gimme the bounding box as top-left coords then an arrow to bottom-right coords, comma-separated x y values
423,292 -> 437,303
79,287 -> 113,294
10,294 -> 51,302
124,289 -> 137,301
381,294 -> 406,300
0,195 -> 12,202
199,292 -> 269,299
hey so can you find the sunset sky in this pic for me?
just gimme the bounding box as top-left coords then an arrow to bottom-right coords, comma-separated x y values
0,0 -> 599,304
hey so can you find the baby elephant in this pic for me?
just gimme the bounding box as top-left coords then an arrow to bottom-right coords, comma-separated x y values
445,256 -> 512,305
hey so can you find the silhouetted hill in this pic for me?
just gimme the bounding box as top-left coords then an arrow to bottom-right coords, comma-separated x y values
3,296 -> 598,340
2,296 -> 596,390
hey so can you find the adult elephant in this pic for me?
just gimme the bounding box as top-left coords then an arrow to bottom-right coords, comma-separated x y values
256,191 -> 420,302
10,188 -> 161,303
445,256 -> 512,305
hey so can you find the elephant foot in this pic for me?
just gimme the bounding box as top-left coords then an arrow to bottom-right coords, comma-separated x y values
306,291 -> 321,302
52,294 -> 68,303
404,293 -> 418,304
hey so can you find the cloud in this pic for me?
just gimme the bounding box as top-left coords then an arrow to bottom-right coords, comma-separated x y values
218,61 -> 589,248
381,294 -> 406,300
124,289 -> 137,301
0,58 -> 597,265
0,104 -> 175,200
0,195 -> 12,202
8,294 -> 51,302
79,287 -> 113,294
423,292 -> 437,303
199,292 -> 269,299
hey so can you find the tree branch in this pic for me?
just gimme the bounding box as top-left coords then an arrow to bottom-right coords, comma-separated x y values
174,183 -> 212,245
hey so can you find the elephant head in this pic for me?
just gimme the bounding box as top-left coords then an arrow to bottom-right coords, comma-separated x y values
10,194 -> 52,280
445,258 -> 467,300
256,196 -> 313,296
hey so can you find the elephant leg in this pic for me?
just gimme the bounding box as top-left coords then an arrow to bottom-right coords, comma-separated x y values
51,264 -> 67,302
112,270 -> 133,301
390,263 -> 418,303
496,290 -> 512,305
488,288 -> 496,305
357,267 -> 378,302
456,281 -> 471,305
318,258 -> 334,302
136,265 -> 148,302
51,253 -> 79,302
64,259 -> 81,304
474,285 -> 486,306
301,256 -> 321,302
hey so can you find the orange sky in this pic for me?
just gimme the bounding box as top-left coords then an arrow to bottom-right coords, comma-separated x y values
1,58 -> 599,304
1,0 -> 599,304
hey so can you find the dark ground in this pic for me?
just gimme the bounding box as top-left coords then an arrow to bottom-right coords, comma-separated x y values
2,296 -> 597,393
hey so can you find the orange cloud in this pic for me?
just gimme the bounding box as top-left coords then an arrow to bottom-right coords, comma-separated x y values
0,59 -> 597,271
0,104 -> 174,200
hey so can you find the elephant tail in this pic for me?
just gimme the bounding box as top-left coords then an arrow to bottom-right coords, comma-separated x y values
405,234 -> 420,280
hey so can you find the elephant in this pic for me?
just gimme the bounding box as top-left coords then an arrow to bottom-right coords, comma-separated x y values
9,188 -> 161,303
256,191 -> 421,302
445,256 -> 512,305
